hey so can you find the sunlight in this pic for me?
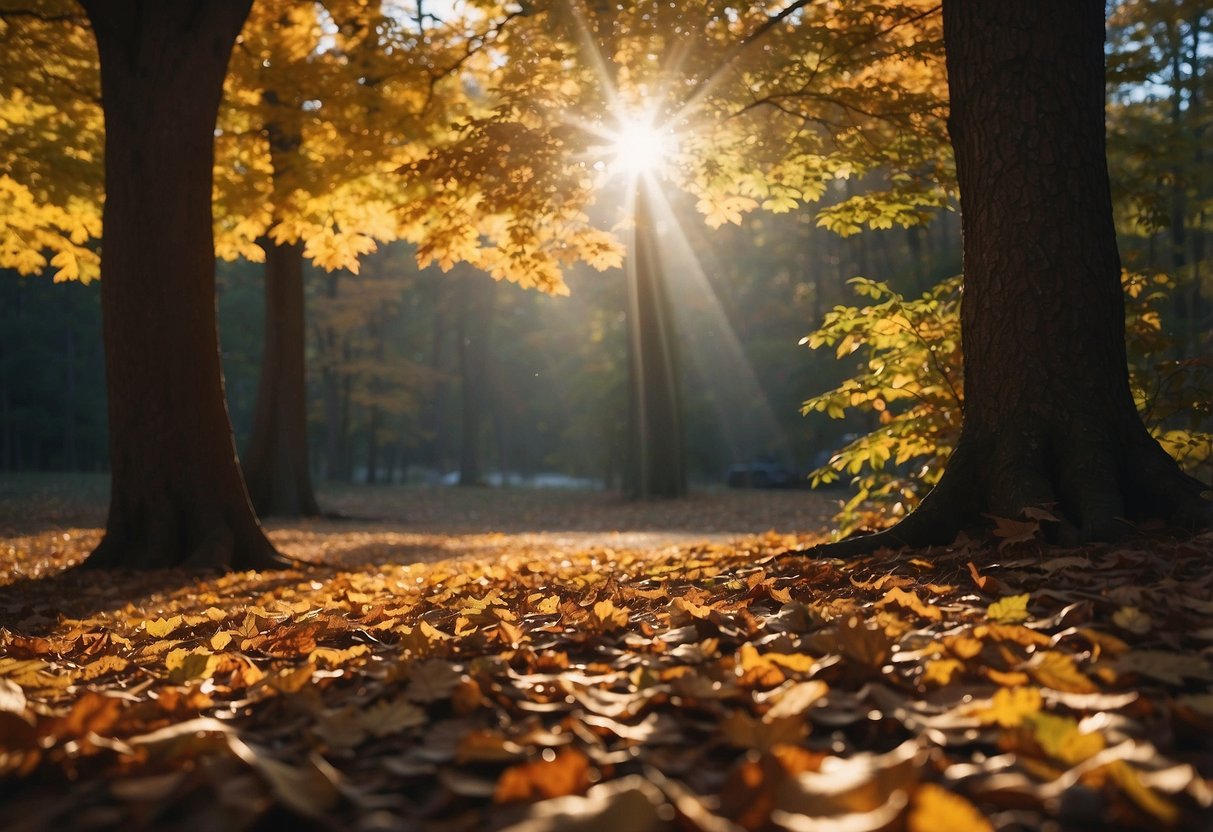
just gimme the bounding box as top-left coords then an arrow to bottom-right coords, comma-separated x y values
608,116 -> 676,178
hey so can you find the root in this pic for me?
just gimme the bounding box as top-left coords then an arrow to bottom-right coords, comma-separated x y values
799,440 -> 981,558
796,422 -> 1212,561
80,508 -> 291,573
1127,439 -> 1213,531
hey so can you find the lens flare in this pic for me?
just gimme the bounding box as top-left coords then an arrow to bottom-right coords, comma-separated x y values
610,117 -> 675,176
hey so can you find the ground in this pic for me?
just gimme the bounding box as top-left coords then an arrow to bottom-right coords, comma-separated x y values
1,476 -> 1211,831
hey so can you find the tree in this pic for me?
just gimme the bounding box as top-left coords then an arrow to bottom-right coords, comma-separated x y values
625,186 -> 686,497
819,0 -> 1211,556
416,0 -> 948,498
79,0 -> 283,570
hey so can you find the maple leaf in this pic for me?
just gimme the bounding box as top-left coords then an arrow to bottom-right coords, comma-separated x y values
877,586 -> 942,621
986,594 -> 1031,623
975,686 -> 1043,728
590,599 -> 630,631
907,783 -> 993,832
1028,651 -> 1097,694
1028,713 -> 1105,766
987,515 -> 1041,549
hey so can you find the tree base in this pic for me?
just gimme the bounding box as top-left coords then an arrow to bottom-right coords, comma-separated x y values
80,511 -> 290,572
805,427 -> 1212,559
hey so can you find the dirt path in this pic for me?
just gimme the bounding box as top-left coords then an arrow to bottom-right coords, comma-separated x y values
0,475 -> 840,579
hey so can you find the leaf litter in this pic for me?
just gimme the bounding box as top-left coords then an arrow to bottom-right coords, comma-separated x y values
0,493 -> 1212,831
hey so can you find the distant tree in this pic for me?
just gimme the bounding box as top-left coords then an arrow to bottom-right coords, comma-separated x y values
819,0 -> 1211,556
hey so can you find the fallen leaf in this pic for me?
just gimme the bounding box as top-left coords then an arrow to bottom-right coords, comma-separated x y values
494,748 -> 592,803
907,783 -> 993,832
987,594 -> 1030,624
976,686 -> 1042,728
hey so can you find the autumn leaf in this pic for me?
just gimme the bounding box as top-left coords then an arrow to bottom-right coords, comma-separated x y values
1028,651 -> 1097,694
987,515 -> 1040,549
987,594 -> 1030,623
1112,606 -> 1152,635
493,748 -> 592,803
877,586 -> 942,621
1028,713 -> 1105,766
590,599 -> 630,631
720,710 -> 809,752
142,616 -> 185,638
975,686 -> 1043,728
833,616 -> 894,667
907,783 -> 993,832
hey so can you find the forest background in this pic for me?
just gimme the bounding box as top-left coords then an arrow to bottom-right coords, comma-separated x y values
0,0 -> 1209,525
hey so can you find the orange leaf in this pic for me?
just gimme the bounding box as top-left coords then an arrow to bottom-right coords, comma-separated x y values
493,748 -> 591,803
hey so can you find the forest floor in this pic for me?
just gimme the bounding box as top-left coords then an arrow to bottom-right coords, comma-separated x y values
1,475 -> 1212,831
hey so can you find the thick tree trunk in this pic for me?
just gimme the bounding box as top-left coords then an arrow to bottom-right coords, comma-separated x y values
81,0 -> 284,570
625,186 -> 686,499
242,237 -> 321,517
818,0 -> 1210,557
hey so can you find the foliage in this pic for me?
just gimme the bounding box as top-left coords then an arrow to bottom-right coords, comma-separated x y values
394,0 -> 953,290
804,272 -> 1213,535
1,488 -> 1212,830
0,1 -> 102,283
801,275 -> 962,534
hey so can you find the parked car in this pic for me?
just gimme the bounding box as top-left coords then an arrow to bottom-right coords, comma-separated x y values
725,460 -> 801,489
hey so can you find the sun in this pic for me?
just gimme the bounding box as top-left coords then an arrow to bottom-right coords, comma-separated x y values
609,116 -> 675,177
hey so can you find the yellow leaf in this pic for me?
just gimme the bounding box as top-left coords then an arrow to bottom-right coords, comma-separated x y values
210,632 -> 233,651
165,650 -> 214,685
1029,713 -> 1104,766
143,616 -> 185,638
987,594 -> 1030,624
922,658 -> 964,687
976,686 -> 1042,728
1029,651 -> 1097,694
1106,761 -> 1180,825
79,655 -> 130,681
49,250 -> 79,282
878,587 -> 942,621
533,595 -> 560,615
308,645 -> 371,667
591,599 -> 629,630
1112,606 -> 1151,635
908,783 -> 993,832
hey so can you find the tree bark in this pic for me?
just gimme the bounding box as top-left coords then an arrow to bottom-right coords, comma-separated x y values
80,0 -> 284,570
242,237 -> 321,516
624,185 -> 687,499
816,0 -> 1210,557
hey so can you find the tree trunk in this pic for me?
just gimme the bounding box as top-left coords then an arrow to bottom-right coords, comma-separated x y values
242,237 -> 321,516
424,280 -> 452,474
819,0 -> 1210,556
240,94 -> 321,517
80,0 -> 283,571
63,291 -> 77,470
321,273 -> 343,481
456,272 -> 495,487
625,185 -> 687,499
